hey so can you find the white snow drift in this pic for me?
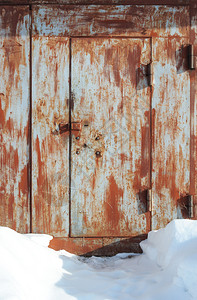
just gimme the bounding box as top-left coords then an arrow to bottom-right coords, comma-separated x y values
0,219 -> 197,300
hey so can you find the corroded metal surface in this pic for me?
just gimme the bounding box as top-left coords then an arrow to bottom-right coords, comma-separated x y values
0,6 -> 30,233
49,235 -> 147,256
32,5 -> 189,38
31,4 -> 193,244
32,37 -> 70,235
190,3 -> 197,217
71,38 -> 151,236
152,37 -> 191,229
0,3 -> 195,254
0,0 -> 190,4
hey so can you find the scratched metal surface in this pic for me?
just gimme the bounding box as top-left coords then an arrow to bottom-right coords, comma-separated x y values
32,37 -> 70,235
71,38 -> 151,237
0,6 -> 30,232
152,37 -> 191,229
32,5 -> 189,38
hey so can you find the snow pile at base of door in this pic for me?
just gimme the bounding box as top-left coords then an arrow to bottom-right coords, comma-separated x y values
0,220 -> 197,300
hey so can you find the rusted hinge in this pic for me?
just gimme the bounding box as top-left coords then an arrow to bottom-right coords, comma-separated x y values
188,45 -> 195,70
188,195 -> 194,219
146,63 -> 153,86
146,189 -> 152,212
178,194 -> 194,219
59,122 -> 81,134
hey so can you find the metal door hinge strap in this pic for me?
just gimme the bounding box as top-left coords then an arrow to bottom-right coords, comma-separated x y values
188,45 -> 195,70
147,189 -> 152,212
188,195 -> 194,219
146,63 -> 153,86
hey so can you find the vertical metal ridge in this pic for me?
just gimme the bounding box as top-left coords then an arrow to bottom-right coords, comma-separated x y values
69,38 -> 72,237
149,37 -> 153,231
29,4 -> 32,233
189,2 -> 196,201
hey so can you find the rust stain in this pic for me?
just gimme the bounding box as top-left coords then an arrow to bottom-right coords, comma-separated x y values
8,195 -> 15,227
32,5 -> 189,38
128,45 -> 141,86
104,46 -> 121,87
19,165 -> 29,197
132,159 -> 142,191
141,112 -> 150,179
104,175 -> 123,230
49,235 -> 147,256
0,95 -> 5,128
49,237 -> 103,256
152,108 -> 156,153
34,136 -> 51,232
0,7 -> 27,37
119,153 -> 128,167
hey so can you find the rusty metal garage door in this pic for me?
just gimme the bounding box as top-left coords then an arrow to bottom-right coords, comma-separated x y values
0,4 -> 196,254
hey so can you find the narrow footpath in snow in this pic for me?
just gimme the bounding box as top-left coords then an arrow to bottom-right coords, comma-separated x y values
0,219 -> 197,300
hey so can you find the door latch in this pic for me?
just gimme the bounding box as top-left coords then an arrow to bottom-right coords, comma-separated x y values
59,122 -> 82,134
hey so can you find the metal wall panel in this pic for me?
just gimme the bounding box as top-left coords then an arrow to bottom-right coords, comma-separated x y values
71,38 -> 151,237
32,37 -> 70,235
152,37 -> 191,229
0,6 -> 30,232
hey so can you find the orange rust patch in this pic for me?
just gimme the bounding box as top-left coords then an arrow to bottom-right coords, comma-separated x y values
105,175 -> 123,230
141,123 -> 150,179
119,153 -> 128,166
19,165 -> 28,197
34,136 -> 51,232
0,95 -> 5,128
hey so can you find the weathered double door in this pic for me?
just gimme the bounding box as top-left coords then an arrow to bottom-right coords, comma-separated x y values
0,5 -> 195,251
33,35 -> 151,237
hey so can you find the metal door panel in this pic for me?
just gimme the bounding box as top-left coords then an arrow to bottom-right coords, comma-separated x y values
32,37 -> 70,235
71,38 -> 151,237
152,38 -> 191,229
0,7 -> 30,232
